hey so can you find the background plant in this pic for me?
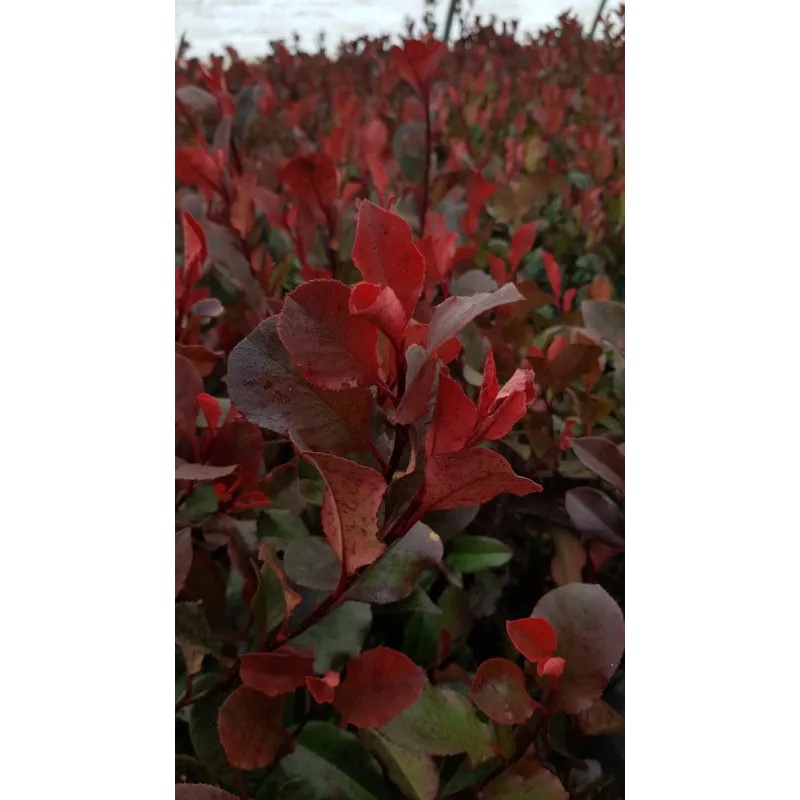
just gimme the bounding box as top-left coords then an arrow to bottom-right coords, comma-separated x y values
176,8 -> 625,799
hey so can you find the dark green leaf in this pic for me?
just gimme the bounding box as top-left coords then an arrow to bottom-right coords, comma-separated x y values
277,722 -> 395,800
293,601 -> 372,673
184,483 -> 219,522
283,537 -> 340,591
257,509 -> 310,542
359,729 -> 439,800
175,602 -> 230,675
251,562 -> 287,639
189,688 -> 237,783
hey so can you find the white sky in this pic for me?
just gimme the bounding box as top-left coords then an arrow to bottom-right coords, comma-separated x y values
176,0 -> 617,59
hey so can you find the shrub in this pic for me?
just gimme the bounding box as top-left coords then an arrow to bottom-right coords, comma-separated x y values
176,9 -> 625,799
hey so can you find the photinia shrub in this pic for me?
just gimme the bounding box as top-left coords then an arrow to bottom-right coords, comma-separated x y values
176,9 -> 624,799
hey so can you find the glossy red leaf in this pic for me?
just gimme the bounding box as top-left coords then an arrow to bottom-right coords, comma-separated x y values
352,200 -> 425,321
227,316 -> 375,455
197,393 -> 222,432
536,657 -> 566,679
470,658 -> 540,725
421,448 -> 541,512
217,686 -> 288,770
403,323 -> 460,364
571,437 -> 625,493
532,584 -> 625,713
175,146 -> 224,195
506,617 -> 558,663
390,39 -> 447,94
417,232 -> 457,285
175,528 -> 193,598
334,646 -> 425,728
541,252 -> 562,302
300,451 -> 386,575
181,211 -> 207,287
240,649 -> 316,697
349,282 -> 407,345
206,419 -> 263,486
426,283 -> 524,352
427,374 -> 477,455
279,279 -> 381,390
562,287 -> 577,313
486,253 -> 508,286
175,785 -> 238,800
306,670 -> 340,704
394,345 -> 440,426
279,152 -> 338,212
476,349 -> 499,418
508,221 -> 538,274
366,155 -> 388,200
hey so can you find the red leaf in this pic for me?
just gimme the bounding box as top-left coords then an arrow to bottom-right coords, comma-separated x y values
421,448 -> 541,512
175,527 -> 193,598
537,657 -> 566,679
471,368 -> 535,445
227,316 -> 375,455
175,785 -> 238,800
279,152 -> 339,212
240,649 -> 316,697
417,232 -> 457,285
394,345 -> 440,426
279,279 -> 380,390
217,685 -> 288,769
366,155 -> 388,200
306,670 -> 340,704
176,354 -> 204,438
508,221 -> 538,274
403,323 -> 460,363
476,349 -> 499,418
206,419 -> 263,486
427,374 -> 477,455
175,146 -> 224,195
333,646 -> 425,728
470,658 -> 540,725
181,211 -> 207,287
426,283 -> 523,352
506,617 -> 558,662
197,393 -> 222,432
541,252 -> 562,301
352,200 -> 425,322
349,282 -> 407,345
562,287 -> 577,312
486,253 -> 508,286
300,451 -> 386,575
390,39 -> 446,94
532,584 -> 625,713
571,437 -> 625,493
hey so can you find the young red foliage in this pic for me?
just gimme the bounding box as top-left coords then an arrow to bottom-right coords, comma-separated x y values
390,39 -> 447,95
175,528 -> 193,598
351,200 -> 425,323
240,649 -> 316,697
300,451 -> 386,576
508,221 -> 538,275
470,658 -> 540,725
279,152 -> 339,214
420,448 -> 542,512
541,251 -> 562,304
278,279 -> 381,390
506,617 -> 558,663
305,670 -> 340,705
349,282 -> 407,345
333,646 -> 425,728
217,686 -> 288,770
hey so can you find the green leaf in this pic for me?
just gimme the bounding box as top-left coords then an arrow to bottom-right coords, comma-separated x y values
293,601 -> 372,673
403,610 -> 441,668
299,478 -> 325,506
359,729 -> 439,800
283,537 -> 340,591
380,586 -> 442,615
448,536 -> 512,574
277,722 -> 396,800
567,170 -> 592,189
175,602 -> 230,675
184,483 -> 219,522
258,509 -> 310,542
348,523 -> 443,604
251,562 -> 287,640
441,757 -> 501,797
189,688 -> 237,784
380,682 -> 495,766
